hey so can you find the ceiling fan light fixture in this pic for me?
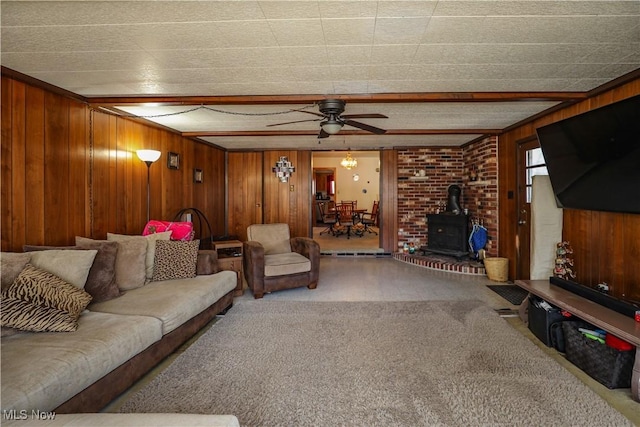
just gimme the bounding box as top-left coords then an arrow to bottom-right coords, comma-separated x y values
320,118 -> 343,135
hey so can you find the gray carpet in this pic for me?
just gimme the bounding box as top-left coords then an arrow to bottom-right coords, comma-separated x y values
120,300 -> 631,427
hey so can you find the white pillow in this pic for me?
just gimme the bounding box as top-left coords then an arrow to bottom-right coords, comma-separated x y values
28,249 -> 98,289
107,232 -> 171,280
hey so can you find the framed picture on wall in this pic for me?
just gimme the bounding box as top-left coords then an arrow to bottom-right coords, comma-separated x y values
193,168 -> 203,183
167,152 -> 180,170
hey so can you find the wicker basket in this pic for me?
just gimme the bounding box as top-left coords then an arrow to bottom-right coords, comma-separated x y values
485,257 -> 508,282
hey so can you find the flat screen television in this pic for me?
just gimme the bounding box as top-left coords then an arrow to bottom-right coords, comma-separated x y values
535,94 -> 640,214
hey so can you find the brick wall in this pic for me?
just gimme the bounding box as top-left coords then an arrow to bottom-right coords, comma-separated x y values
396,136 -> 499,256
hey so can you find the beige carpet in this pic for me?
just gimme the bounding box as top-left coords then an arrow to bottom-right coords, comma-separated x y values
119,300 -> 631,426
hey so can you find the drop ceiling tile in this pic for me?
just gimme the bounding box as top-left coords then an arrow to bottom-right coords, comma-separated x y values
279,46 -> 330,65
324,45 -> 372,65
321,18 -> 376,45
148,48 -> 286,69
2,1 -> 268,26
374,17 -> 431,45
412,43 -> 605,65
376,1 -> 438,18
370,45 -> 418,64
330,65 -> 370,81
318,2 -> 377,19
215,20 -> 280,48
289,65 -> 333,81
1,25 -> 133,52
368,65 -> 413,80
259,1 -> 321,19
424,16 -> 639,44
433,1 -> 640,17
333,81 -> 371,94
115,23 -> 227,50
596,63 -> 640,78
268,19 -> 325,46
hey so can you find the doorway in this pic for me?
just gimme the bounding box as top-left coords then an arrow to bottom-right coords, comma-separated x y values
515,137 -> 549,279
312,151 -> 382,252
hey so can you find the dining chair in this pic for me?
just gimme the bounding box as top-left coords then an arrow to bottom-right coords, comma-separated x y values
361,201 -> 379,235
340,200 -> 357,210
335,203 -> 355,239
318,202 -> 337,236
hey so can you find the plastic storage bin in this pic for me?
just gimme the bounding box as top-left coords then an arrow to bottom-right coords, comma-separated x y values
528,296 -> 566,347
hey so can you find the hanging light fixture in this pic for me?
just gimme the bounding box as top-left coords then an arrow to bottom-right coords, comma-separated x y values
272,156 -> 295,182
340,152 -> 358,170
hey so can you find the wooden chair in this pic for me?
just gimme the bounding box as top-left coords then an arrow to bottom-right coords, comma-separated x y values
361,201 -> 379,235
318,202 -> 337,236
335,203 -> 355,239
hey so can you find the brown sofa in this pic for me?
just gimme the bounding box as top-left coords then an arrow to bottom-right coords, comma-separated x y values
1,248 -> 236,414
243,223 -> 320,299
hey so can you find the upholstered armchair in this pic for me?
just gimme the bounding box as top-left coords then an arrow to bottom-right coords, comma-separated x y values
243,223 -> 320,299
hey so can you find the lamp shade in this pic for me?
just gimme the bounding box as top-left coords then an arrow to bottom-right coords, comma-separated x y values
136,149 -> 161,163
321,120 -> 343,135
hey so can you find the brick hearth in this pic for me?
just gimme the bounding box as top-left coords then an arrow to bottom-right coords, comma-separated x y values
394,252 -> 486,276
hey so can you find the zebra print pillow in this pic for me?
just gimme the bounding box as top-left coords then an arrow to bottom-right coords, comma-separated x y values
1,264 -> 92,332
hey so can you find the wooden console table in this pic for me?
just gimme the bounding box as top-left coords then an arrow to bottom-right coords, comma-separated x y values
515,279 -> 640,402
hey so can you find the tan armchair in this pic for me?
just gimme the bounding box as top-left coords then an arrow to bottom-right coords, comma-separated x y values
243,223 -> 320,299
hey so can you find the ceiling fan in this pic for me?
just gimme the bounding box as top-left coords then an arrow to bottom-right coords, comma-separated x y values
267,99 -> 388,139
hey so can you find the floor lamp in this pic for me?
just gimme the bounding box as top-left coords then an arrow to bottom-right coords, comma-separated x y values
136,149 -> 161,223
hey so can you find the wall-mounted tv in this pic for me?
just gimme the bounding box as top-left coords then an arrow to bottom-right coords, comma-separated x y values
536,94 -> 640,214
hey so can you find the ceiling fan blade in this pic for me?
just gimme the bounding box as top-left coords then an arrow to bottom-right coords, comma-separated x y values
266,118 -> 320,127
341,113 -> 388,119
343,119 -> 387,134
300,110 -> 326,118
318,128 -> 330,139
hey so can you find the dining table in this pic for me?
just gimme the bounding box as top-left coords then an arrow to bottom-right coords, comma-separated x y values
331,208 -> 368,238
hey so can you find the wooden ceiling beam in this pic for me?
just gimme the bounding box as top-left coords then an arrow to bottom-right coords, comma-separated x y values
88,92 -> 587,106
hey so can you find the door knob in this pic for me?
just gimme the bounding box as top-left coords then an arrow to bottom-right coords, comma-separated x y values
518,209 -> 527,225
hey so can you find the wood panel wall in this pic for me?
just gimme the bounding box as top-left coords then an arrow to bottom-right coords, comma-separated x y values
1,75 -> 226,252
499,77 -> 640,303
380,149 -> 398,252
227,151 -> 312,242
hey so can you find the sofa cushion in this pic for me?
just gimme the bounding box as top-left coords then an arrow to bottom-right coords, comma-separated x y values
26,249 -> 98,289
24,241 -> 121,303
152,240 -> 199,282
1,264 -> 92,332
1,252 -> 31,292
0,310 -> 162,412
196,250 -> 220,275
107,236 -> 147,291
90,271 -> 237,335
264,252 -> 311,277
75,237 -> 122,302
107,232 -> 171,280
247,223 -> 291,255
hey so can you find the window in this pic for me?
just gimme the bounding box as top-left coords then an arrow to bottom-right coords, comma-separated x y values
525,147 -> 548,203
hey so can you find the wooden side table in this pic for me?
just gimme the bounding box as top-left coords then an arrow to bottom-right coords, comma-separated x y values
214,240 -> 244,296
